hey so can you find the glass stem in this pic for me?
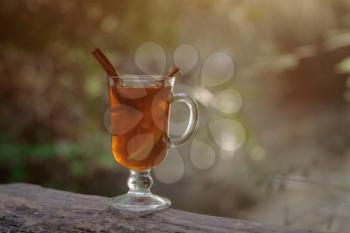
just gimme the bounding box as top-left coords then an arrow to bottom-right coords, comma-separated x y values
127,169 -> 153,195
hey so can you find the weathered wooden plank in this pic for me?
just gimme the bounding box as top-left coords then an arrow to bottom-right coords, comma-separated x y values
0,183 -> 322,233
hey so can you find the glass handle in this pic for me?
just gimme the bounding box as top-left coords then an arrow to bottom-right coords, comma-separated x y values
169,93 -> 199,146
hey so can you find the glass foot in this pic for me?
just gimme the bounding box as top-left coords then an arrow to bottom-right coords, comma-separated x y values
109,169 -> 171,212
109,192 -> 171,212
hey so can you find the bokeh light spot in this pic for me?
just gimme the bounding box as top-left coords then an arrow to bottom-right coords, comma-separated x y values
103,105 -> 143,135
127,133 -> 154,161
220,149 -> 237,161
190,139 -> 216,169
135,42 -> 166,74
100,15 -> 119,33
209,119 -> 246,152
173,44 -> 199,75
84,76 -> 103,98
201,53 -> 235,87
210,89 -> 243,114
193,87 -> 215,106
153,148 -> 184,184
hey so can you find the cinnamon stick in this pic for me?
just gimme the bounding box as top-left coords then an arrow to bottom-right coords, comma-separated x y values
166,64 -> 180,77
92,48 -> 120,76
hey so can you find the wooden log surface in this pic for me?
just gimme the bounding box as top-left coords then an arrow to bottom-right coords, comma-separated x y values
0,183 -> 323,233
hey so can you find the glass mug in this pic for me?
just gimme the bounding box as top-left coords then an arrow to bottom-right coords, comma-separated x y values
107,75 -> 198,212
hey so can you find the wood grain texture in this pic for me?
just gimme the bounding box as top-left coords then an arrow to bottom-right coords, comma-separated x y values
0,183 -> 322,233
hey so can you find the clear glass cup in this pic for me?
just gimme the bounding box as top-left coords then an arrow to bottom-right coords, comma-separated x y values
107,75 -> 198,212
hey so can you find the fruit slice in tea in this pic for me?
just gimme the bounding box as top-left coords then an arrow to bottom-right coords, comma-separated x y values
110,105 -> 143,135
127,133 -> 156,161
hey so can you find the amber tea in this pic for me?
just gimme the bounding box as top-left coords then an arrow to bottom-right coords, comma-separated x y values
106,74 -> 197,212
93,49 -> 198,211
109,85 -> 172,171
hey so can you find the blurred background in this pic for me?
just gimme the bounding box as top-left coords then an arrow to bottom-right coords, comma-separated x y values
1,0 -> 350,232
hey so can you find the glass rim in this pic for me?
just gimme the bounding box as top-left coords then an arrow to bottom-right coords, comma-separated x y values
108,75 -> 175,81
